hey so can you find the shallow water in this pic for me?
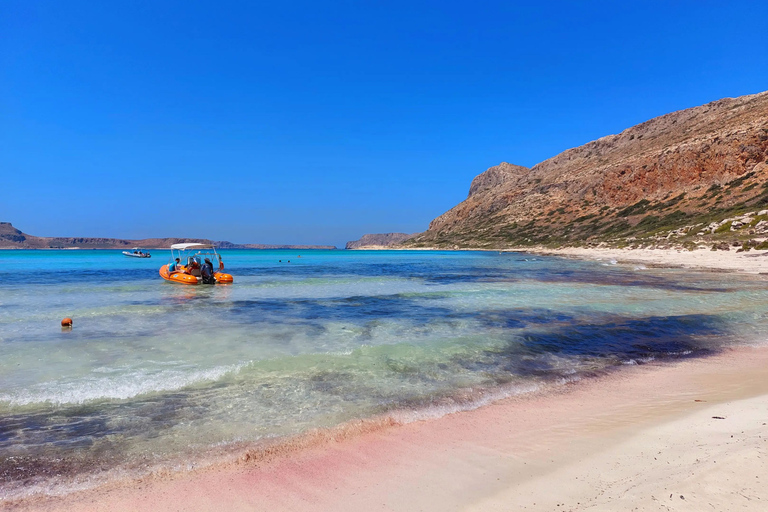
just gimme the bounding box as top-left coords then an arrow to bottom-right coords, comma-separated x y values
1,249 -> 768,498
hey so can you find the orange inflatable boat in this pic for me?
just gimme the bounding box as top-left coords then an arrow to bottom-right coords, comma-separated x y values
159,243 -> 234,285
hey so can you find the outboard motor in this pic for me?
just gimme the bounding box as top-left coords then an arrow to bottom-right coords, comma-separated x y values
201,258 -> 216,284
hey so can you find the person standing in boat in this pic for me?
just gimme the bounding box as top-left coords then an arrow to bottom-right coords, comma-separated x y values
201,258 -> 216,284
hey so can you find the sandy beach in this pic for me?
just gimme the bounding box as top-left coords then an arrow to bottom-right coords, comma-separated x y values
525,246 -> 768,274
9,342 -> 767,512
358,246 -> 768,274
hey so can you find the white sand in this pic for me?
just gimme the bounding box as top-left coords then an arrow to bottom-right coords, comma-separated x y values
470,394 -> 768,511
523,246 -> 768,274
365,245 -> 768,273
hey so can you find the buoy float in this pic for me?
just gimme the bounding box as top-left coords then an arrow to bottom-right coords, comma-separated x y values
61,317 -> 73,327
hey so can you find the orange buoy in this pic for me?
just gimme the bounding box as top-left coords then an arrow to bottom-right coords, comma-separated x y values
61,317 -> 73,327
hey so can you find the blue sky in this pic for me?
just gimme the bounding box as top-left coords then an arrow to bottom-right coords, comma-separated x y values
2,1 -> 767,247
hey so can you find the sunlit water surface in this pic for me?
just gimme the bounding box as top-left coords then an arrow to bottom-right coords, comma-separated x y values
2,249 -> 768,498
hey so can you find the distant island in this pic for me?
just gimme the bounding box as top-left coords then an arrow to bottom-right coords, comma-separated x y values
395,90 -> 768,251
0,223 -> 336,250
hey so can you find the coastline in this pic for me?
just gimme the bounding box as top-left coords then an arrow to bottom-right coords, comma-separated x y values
349,245 -> 768,274
10,345 -> 768,512
522,246 -> 768,274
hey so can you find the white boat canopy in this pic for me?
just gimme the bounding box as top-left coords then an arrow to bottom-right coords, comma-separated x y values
170,243 -> 215,250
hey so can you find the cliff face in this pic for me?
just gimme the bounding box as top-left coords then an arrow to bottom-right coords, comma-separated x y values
406,91 -> 768,248
466,162 -> 529,197
346,233 -> 416,249
0,222 -> 27,245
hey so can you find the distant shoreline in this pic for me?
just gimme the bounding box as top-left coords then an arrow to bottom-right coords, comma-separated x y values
0,221 -> 339,250
349,244 -> 768,273
0,244 -> 340,251
0,246 -> 339,251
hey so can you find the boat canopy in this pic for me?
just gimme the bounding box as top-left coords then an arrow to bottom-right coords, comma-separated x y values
170,243 -> 214,250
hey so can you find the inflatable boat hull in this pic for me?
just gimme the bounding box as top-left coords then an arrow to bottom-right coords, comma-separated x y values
159,265 -> 234,285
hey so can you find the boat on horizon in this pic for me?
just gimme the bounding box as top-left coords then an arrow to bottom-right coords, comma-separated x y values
159,243 -> 233,285
123,248 -> 151,258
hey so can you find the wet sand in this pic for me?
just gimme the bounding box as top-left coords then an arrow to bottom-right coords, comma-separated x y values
9,345 -> 768,512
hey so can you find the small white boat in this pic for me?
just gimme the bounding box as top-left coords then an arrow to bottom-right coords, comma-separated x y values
123,248 -> 151,258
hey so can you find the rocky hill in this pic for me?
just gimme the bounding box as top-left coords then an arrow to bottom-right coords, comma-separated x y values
404,91 -> 768,249
0,223 -> 336,250
345,233 -> 416,249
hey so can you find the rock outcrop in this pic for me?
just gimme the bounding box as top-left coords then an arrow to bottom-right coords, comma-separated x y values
467,162 -> 529,197
0,222 -> 27,245
405,91 -> 768,248
346,233 -> 416,249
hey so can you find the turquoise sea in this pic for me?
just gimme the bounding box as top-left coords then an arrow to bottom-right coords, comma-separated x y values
1,249 -> 768,499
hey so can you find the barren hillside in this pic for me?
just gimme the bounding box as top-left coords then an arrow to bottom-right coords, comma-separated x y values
405,91 -> 768,249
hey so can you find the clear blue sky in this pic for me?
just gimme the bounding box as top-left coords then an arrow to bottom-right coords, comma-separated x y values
2,1 -> 767,247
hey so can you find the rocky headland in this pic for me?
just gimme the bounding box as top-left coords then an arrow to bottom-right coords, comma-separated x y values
403,91 -> 768,251
0,223 -> 336,250
345,233 -> 416,250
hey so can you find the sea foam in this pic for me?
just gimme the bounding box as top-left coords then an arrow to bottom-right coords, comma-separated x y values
0,363 -> 246,407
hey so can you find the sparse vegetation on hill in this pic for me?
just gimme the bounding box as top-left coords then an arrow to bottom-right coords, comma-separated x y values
403,91 -> 768,250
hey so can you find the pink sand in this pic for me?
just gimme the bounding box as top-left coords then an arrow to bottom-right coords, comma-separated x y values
11,346 -> 768,512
